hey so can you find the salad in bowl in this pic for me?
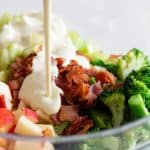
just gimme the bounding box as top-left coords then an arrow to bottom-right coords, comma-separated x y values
0,12 -> 149,150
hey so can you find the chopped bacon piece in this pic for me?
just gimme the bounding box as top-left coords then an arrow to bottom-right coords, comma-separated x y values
58,105 -> 79,122
56,60 -> 101,105
8,80 -> 20,90
56,58 -> 65,67
66,116 -> 93,135
81,81 -> 103,105
50,114 -> 60,125
8,53 -> 37,108
95,70 -> 116,85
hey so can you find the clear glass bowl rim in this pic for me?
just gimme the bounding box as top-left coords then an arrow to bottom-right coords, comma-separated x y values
1,115 -> 150,144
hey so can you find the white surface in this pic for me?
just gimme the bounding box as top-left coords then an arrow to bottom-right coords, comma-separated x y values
0,0 -> 150,54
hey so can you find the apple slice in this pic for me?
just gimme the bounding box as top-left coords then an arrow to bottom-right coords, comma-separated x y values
36,110 -> 51,123
12,141 -> 54,150
0,108 -> 15,133
39,125 -> 56,137
0,147 -> 6,150
17,101 -> 25,109
7,141 -> 15,150
0,138 -> 8,148
13,108 -> 38,123
23,108 -> 38,123
43,142 -> 54,150
0,82 -> 12,110
12,141 -> 43,150
14,115 -> 42,136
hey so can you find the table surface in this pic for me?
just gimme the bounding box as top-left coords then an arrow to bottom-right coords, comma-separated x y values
0,0 -> 150,54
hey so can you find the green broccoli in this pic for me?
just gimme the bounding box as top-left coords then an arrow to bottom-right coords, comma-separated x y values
91,59 -> 118,74
125,76 -> 150,110
119,126 -> 150,150
119,131 -> 136,150
90,109 -> 112,129
131,66 -> 150,89
117,48 -> 147,80
144,55 -> 150,65
133,126 -> 150,143
80,136 -> 120,150
128,94 -> 149,119
99,89 -> 125,126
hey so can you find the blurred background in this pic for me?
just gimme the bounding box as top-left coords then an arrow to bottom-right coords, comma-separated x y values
0,0 -> 150,54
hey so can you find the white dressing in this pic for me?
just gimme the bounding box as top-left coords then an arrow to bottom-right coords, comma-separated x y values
9,15 -> 90,115
19,51 -> 61,115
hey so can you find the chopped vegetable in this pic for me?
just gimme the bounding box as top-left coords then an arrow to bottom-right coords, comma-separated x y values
125,74 -> 150,110
132,65 -> 150,88
80,136 -> 120,150
117,48 -> 148,80
91,58 -> 118,74
99,88 -> 125,126
89,77 -> 96,85
128,94 -> 149,119
90,109 -> 112,129
54,121 -> 70,135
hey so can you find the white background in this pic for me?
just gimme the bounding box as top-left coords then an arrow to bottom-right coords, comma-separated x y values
0,0 -> 150,54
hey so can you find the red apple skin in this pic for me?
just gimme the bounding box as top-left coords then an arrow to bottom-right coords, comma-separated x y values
0,147 -> 6,150
22,108 -> 39,123
0,95 -> 6,108
0,108 -> 15,133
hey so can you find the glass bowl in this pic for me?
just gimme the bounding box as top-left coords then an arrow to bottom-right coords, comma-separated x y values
2,116 -> 150,150
1,0 -> 150,150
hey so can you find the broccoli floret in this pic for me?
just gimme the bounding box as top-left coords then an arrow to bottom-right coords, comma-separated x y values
144,55 -> 150,65
91,59 -> 105,66
128,94 -> 149,119
90,109 -> 112,129
120,126 -> 150,150
117,48 -> 147,80
119,131 -> 136,150
91,59 -> 118,74
99,89 -> 125,126
80,136 -> 120,150
132,66 -> 150,89
125,76 -> 150,110
133,126 -> 150,143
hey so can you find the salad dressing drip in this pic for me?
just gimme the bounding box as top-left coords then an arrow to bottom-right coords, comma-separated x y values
17,13 -> 90,115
